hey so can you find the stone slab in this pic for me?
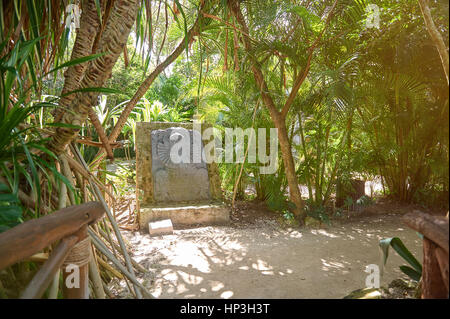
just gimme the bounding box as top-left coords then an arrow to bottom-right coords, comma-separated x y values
148,219 -> 174,237
139,202 -> 230,230
136,121 -> 223,205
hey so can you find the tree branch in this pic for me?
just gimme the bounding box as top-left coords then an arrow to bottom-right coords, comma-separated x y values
418,0 -> 449,85
280,0 -> 338,119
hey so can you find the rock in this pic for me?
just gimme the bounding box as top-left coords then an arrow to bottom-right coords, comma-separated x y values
148,219 -> 174,237
343,288 -> 382,299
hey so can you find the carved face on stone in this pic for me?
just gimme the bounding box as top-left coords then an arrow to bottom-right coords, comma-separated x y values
151,128 -> 211,203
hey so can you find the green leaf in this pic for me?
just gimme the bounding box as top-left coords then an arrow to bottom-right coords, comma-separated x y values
45,53 -> 105,76
379,237 -> 422,277
61,87 -> 123,96
0,193 -> 19,203
0,183 -> 9,192
96,170 -> 121,178
390,237 -> 422,272
45,122 -> 82,130
173,0 -> 189,59
399,266 -> 421,282
94,0 -> 103,24
0,205 -> 21,222
289,6 -> 324,33
17,132 -> 41,207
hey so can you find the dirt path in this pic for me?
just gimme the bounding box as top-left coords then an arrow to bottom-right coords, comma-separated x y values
117,212 -> 422,299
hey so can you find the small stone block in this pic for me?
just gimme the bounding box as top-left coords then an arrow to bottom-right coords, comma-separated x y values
148,219 -> 173,237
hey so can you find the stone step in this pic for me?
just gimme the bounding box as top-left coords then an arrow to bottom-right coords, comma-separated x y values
139,203 -> 230,230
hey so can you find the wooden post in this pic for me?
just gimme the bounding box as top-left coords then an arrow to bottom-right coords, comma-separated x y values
435,247 -> 449,292
20,235 -> 78,299
62,227 -> 90,299
422,238 -> 448,298
404,211 -> 449,299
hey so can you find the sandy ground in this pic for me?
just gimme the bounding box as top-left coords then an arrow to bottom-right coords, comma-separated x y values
116,211 -> 423,299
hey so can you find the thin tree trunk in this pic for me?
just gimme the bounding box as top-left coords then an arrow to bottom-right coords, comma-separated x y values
229,0 -> 338,219
229,0 -> 304,218
318,125 -> 331,204
418,0 -> 449,85
232,102 -> 259,209
298,112 -> 314,200
88,107 -> 114,159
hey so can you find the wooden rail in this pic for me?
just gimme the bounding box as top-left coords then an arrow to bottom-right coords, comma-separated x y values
0,202 -> 105,298
403,211 -> 449,299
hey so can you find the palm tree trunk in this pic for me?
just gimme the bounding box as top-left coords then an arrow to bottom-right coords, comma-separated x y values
91,3 -> 207,166
48,0 -> 140,155
53,0 -> 101,122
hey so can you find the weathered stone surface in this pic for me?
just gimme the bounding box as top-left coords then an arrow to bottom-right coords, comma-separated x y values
148,219 -> 174,237
151,128 -> 211,203
136,122 -> 223,204
139,202 -> 230,229
136,121 -> 229,228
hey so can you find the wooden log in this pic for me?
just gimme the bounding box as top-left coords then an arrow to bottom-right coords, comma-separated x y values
0,202 -> 105,270
20,235 -> 78,299
62,263 -> 89,299
403,211 -> 449,254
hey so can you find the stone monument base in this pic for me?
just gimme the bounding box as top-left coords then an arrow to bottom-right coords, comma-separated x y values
139,202 -> 230,230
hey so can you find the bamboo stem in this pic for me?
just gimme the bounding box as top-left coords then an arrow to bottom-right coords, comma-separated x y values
88,246 -> 106,299
97,228 -> 147,274
89,229 -> 152,298
71,144 -> 143,299
231,102 -> 259,210
97,254 -> 124,279
60,155 -> 76,205
48,269 -> 60,299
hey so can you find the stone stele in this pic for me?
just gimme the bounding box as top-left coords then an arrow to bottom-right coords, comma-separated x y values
136,122 -> 229,229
